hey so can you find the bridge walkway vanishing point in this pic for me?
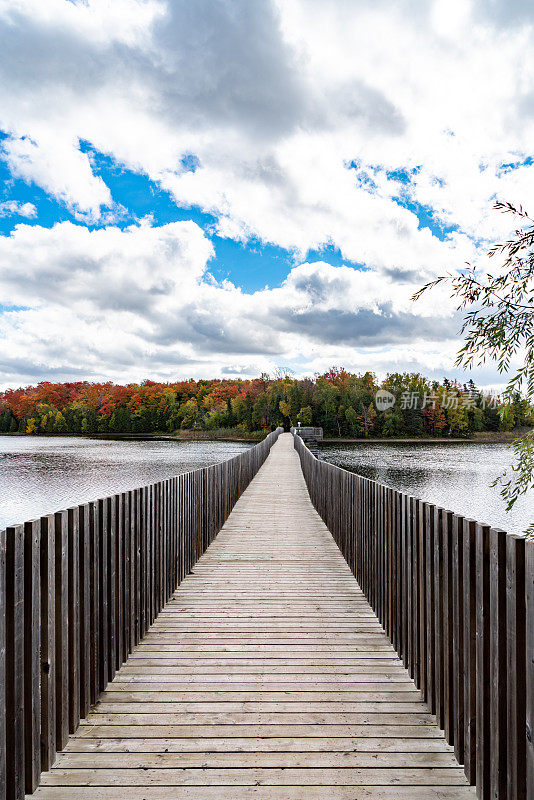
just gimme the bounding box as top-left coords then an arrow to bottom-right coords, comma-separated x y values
29,433 -> 475,799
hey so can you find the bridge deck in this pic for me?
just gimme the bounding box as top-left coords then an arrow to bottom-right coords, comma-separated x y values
30,433 -> 475,799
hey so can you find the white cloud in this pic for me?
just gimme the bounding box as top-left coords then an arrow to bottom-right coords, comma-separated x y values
0,219 -> 501,389
0,0 -> 532,383
2,135 -> 112,221
0,200 -> 36,218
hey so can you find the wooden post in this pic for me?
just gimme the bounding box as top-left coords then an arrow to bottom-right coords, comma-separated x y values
417,499 -> 426,701
0,529 -> 5,798
122,492 -> 131,663
442,510 -> 455,746
54,511 -> 69,751
67,508 -> 80,734
527,540 -> 534,800
107,497 -> 116,683
114,495 -> 123,672
489,528 -> 507,800
424,503 -> 435,714
23,520 -> 40,793
462,519 -> 477,785
88,501 -> 99,706
476,523 -> 491,799
506,534 -> 526,800
452,513 -> 464,764
5,525 -> 25,800
78,505 -> 90,721
433,507 -> 445,731
97,499 -> 108,693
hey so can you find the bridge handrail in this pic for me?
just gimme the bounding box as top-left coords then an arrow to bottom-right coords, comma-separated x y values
0,427 -> 283,798
292,431 -> 533,800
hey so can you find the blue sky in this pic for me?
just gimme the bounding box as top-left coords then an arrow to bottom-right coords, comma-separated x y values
0,139 -> 457,293
0,0 -> 533,388
0,140 -> 375,292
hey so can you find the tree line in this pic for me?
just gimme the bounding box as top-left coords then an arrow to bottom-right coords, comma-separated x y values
0,368 -> 532,438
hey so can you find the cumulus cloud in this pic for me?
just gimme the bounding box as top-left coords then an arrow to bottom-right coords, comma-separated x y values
0,200 -> 36,218
0,0 -> 532,384
0,220 -> 470,388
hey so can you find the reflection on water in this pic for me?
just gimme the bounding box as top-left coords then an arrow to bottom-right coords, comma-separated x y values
320,441 -> 533,535
0,436 -> 252,530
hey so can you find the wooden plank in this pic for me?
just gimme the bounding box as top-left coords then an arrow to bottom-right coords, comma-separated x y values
114,495 -> 123,673
122,492 -> 131,663
67,507 -> 80,734
132,489 -> 140,647
78,506 -> 91,720
424,504 -> 435,714
107,497 -> 116,684
417,499 -> 426,700
462,519 -> 476,786
23,519 -> 41,792
97,498 -> 108,693
25,787 -> 477,799
0,530 -> 5,797
442,510 -> 454,745
527,540 -> 534,800
5,525 -> 25,800
506,534 -> 526,800
88,502 -> 99,706
475,523 -> 491,800
489,528 -> 507,800
31,433 -> 474,800
451,514 -> 464,764
434,506 -> 444,731
54,511 -> 69,751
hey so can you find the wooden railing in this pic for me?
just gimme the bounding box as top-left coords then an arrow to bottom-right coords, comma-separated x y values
292,431 -> 533,800
0,427 -> 283,800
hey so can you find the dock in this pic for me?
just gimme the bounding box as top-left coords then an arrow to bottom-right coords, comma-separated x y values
29,434 -> 475,798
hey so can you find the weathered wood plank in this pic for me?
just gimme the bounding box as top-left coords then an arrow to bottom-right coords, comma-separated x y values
78,505 -> 91,720
54,511 -> 69,752
489,528 -> 507,800
0,529 -> 5,797
5,524 -> 25,800
23,519 -> 41,792
525,539 -> 534,800
462,519 -> 476,786
475,523 -> 491,800
31,434 -> 474,800
67,507 -> 80,734
506,533 -> 526,800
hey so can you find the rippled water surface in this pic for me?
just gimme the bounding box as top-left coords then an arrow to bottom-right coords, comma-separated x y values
320,441 -> 533,535
0,436 -> 252,529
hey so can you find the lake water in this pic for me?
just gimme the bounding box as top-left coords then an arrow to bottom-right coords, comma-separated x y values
1,436 -> 531,535
320,441 -> 533,535
0,436 -> 251,530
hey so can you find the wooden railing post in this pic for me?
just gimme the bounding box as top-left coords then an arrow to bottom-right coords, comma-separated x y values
490,528 -> 508,800
527,540 -> 534,800
0,529 -> 5,799
23,520 -> 40,794
506,534 -> 526,800
290,430 -> 529,800
0,426 -> 283,799
5,524 -> 25,800
462,518 -> 477,785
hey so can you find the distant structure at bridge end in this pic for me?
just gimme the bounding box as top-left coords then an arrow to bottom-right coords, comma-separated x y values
292,425 -> 323,456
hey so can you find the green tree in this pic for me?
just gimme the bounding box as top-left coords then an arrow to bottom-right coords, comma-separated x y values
358,403 -> 376,438
413,201 -> 534,533
345,406 -> 359,435
298,405 -> 313,426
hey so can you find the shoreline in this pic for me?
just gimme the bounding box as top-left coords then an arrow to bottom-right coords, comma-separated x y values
0,430 -> 528,444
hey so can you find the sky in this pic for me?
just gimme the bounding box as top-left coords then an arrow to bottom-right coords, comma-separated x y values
0,0 -> 533,390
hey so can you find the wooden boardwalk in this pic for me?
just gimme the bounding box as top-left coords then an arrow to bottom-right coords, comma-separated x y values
30,433 -> 476,799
